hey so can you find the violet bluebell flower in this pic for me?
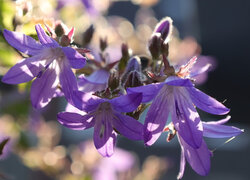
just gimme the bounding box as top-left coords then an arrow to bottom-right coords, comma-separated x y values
176,116 -> 243,179
57,92 -> 143,157
127,56 -> 229,149
78,48 -> 119,92
2,24 -> 86,109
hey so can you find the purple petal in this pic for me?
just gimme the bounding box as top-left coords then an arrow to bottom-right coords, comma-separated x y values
78,69 -> 109,92
177,146 -> 186,180
202,122 -> 243,138
35,24 -> 58,46
62,47 -> 86,69
179,135 -> 211,176
30,65 -> 59,109
57,112 -> 94,130
203,116 -> 231,125
127,82 -> 165,103
71,90 -> 102,111
94,118 -> 117,157
110,93 -> 142,113
165,76 -> 194,87
59,59 -> 78,105
144,85 -> 170,146
172,88 -> 203,149
186,87 -> 229,115
112,113 -> 143,140
65,102 -> 87,115
189,63 -> 211,78
2,56 -> 45,84
3,29 -> 43,55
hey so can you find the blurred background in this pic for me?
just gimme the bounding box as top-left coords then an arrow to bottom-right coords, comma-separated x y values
0,0 -> 249,179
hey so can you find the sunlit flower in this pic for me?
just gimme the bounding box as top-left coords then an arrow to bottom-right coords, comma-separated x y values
2,25 -> 86,109
57,92 -> 143,157
177,116 -> 243,179
128,56 -> 229,148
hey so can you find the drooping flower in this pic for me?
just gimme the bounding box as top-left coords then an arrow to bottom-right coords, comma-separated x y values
2,24 -> 86,109
127,56 -> 229,149
57,92 -> 143,157
176,116 -> 243,179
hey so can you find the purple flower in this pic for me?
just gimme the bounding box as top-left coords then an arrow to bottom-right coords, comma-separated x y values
177,116 -> 243,179
78,48 -> 119,93
57,92 -> 143,157
127,57 -> 229,148
2,24 -> 86,109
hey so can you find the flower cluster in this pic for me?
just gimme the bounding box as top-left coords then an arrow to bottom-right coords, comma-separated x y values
1,16 -> 243,179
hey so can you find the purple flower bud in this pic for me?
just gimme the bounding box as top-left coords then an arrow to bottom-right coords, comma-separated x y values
148,33 -> 162,59
153,17 -> 173,44
121,56 -> 144,88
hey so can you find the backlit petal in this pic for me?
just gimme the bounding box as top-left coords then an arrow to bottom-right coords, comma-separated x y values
165,76 -> 194,87
187,87 -> 229,115
57,112 -> 94,130
127,82 -> 164,103
94,115 -> 116,157
59,58 -> 78,105
78,69 -> 109,92
35,24 -> 58,47
172,87 -> 203,149
2,55 -> 45,84
202,122 -> 243,138
62,47 -> 86,69
3,29 -> 42,55
179,135 -> 211,176
144,85 -> 171,146
110,93 -> 142,113
112,113 -> 143,140
177,146 -> 186,180
30,64 -> 59,109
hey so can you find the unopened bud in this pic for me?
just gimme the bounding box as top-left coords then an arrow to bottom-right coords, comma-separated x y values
108,71 -> 120,91
153,17 -> 173,44
161,43 -> 169,57
121,56 -> 143,88
118,43 -> 131,74
100,37 -> 108,51
82,24 -> 94,46
148,33 -> 162,59
121,43 -> 129,58
55,21 -> 68,37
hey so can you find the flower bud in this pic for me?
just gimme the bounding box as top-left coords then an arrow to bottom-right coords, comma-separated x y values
153,17 -> 173,44
118,43 -> 131,74
82,24 -> 95,46
55,21 -> 68,37
148,33 -> 162,59
121,56 -> 143,88
100,37 -> 108,51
